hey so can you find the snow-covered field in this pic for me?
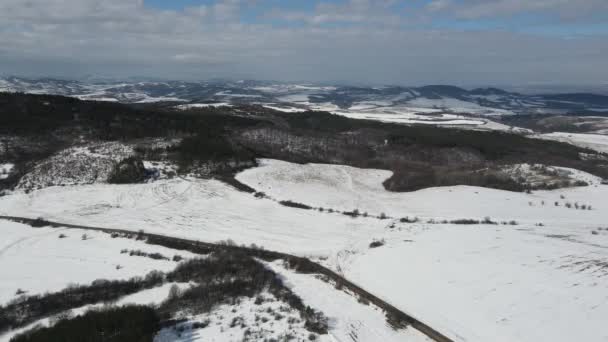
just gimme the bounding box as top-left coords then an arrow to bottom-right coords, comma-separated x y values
2,158 -> 608,342
343,222 -> 608,342
536,132 -> 608,153
0,178 -> 385,256
405,98 -> 514,116
236,159 -> 608,342
176,103 -> 233,109
0,221 -> 196,305
155,291 -> 330,342
266,261 -> 432,342
237,159 -> 606,228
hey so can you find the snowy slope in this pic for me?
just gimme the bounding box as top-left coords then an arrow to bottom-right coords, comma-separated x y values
0,221 -> 195,305
155,291 -> 332,342
237,159 -> 607,227
536,132 -> 608,153
2,159 -> 608,342
266,260 -> 432,342
342,223 -> 608,342
0,178 -> 386,256
235,159 -> 608,342
17,142 -> 134,190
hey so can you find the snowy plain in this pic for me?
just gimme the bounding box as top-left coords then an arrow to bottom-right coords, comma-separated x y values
536,132 -> 608,154
0,221 -> 195,305
1,158 -> 608,342
237,159 -> 608,342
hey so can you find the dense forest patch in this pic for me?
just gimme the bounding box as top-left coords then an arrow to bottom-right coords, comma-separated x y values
1,93 -> 606,192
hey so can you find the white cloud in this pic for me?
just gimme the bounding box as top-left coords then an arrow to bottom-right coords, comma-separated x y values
426,0 -> 452,12
0,0 -> 606,85
431,0 -> 608,20
269,0 -> 401,26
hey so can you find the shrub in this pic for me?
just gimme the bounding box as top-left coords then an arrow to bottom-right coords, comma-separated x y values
254,192 -> 266,198
107,157 -> 146,184
279,200 -> 312,210
343,209 -> 361,217
450,219 -> 480,225
369,239 -> 385,248
191,320 -> 210,330
30,217 -> 51,228
482,217 -> 498,225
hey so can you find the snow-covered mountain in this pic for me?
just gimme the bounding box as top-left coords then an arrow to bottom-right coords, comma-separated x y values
2,76 -> 608,116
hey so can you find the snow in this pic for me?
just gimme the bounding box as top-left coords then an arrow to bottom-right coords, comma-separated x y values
235,159 -> 608,342
176,103 -> 233,109
335,110 -> 485,126
155,291 -> 332,342
0,163 -> 14,180
0,220 -> 195,305
16,142 -> 134,190
536,132 -> 608,154
265,260 -> 432,342
261,104 -> 305,113
315,103 -> 523,131
277,94 -> 311,103
237,159 -> 606,227
2,158 -> 608,341
215,91 -> 261,98
342,223 -> 608,342
406,98 -> 514,116
0,282 -> 193,342
0,178 -> 386,256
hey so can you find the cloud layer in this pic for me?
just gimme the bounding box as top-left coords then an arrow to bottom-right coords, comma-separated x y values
0,0 -> 606,85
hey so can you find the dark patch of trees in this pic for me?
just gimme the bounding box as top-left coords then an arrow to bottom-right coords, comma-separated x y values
3,92 -> 607,192
10,305 -> 160,342
0,271 -> 165,334
2,246 -> 329,340
107,157 -> 146,184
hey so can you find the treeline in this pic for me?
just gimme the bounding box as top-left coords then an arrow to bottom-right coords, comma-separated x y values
2,92 -> 607,192
0,93 -> 260,139
10,306 -> 159,342
2,249 -> 328,340
0,271 -> 165,334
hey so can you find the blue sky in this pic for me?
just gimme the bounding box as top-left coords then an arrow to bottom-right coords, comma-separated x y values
142,0 -> 608,35
0,0 -> 607,85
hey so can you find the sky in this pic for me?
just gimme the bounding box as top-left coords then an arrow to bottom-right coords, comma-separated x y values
0,0 -> 607,86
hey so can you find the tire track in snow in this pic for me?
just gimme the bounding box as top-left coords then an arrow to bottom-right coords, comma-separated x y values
0,228 -> 67,258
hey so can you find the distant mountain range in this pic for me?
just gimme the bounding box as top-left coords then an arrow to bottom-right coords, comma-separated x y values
2,76 -> 608,116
